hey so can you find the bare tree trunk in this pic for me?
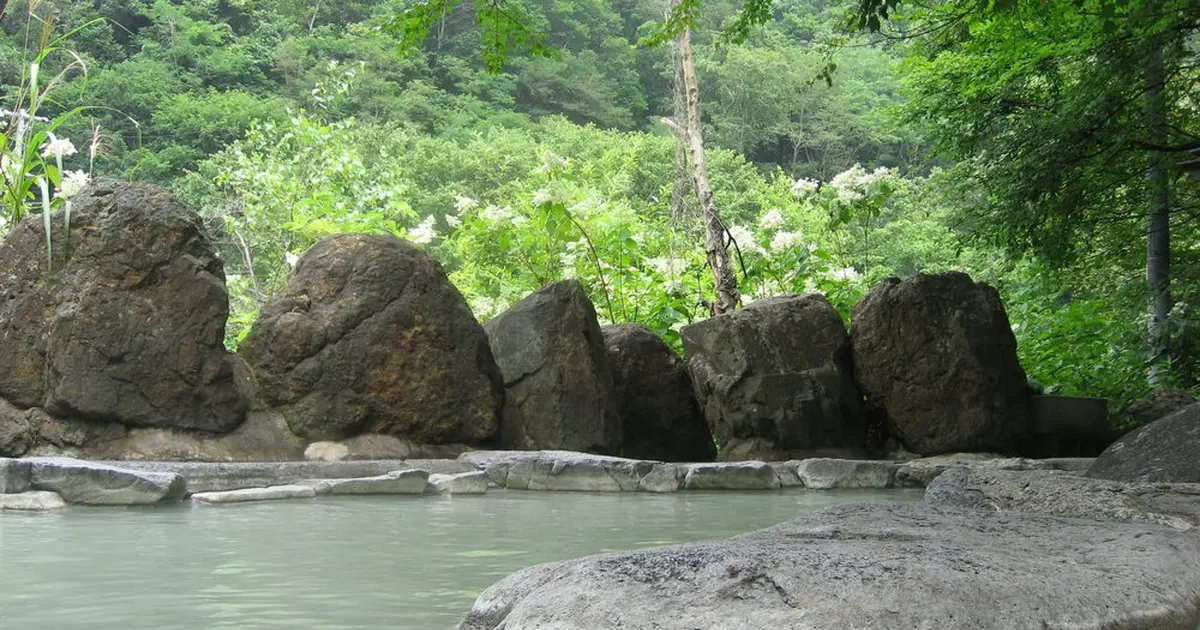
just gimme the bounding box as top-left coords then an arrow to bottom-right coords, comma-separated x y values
1144,42 -> 1172,387
662,2 -> 740,315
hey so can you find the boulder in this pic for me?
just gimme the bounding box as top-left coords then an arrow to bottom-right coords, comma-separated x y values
794,458 -> 896,489
894,453 -> 1050,488
239,233 -> 503,444
0,179 -> 246,433
682,294 -> 865,457
60,410 -> 306,462
602,324 -> 715,462
428,471 -> 490,494
458,502 -> 1200,630
26,457 -> 186,505
322,469 -> 429,495
459,451 -> 656,492
637,464 -> 682,493
851,272 -> 1033,455
681,462 -> 780,490
0,398 -> 32,457
1126,387 -> 1196,426
926,468 -> 1200,531
106,459 -> 453,493
0,491 -> 66,510
191,485 -> 316,504
338,434 -> 473,460
714,437 -> 866,462
305,441 -> 349,462
1088,402 -> 1200,483
483,281 -> 621,453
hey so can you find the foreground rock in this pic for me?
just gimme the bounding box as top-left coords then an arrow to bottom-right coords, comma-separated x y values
191,485 -> 316,504
25,457 -> 186,505
602,324 -> 714,462
851,272 -> 1032,455
240,233 -> 503,444
0,491 -> 66,510
926,467 -> 1200,530
459,502 -> 1200,630
484,281 -> 621,453
1088,402 -> 1200,483
0,179 -> 246,437
682,294 -> 865,457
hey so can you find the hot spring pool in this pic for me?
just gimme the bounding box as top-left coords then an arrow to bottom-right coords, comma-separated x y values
0,488 -> 921,629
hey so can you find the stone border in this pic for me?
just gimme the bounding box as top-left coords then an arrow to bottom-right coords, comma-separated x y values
0,452 -> 1096,508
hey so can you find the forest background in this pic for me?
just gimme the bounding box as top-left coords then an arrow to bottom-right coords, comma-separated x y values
0,0 -> 1196,426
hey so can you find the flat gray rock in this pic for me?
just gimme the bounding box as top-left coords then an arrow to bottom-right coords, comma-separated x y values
682,462 -> 780,490
428,471 -> 489,494
460,451 -> 655,491
636,463 -> 682,492
895,455 -> 1051,488
925,467 -> 1200,530
103,460 -> 467,493
25,457 -> 185,505
191,485 -> 316,504
324,470 -> 429,495
0,490 -> 65,510
458,502 -> 1200,630
795,458 -> 896,489
1088,402 -> 1200,483
0,457 -> 31,493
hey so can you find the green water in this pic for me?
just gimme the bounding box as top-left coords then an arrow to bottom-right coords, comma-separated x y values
0,489 -> 920,629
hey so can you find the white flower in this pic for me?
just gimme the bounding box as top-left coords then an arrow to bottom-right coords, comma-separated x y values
285,252 -> 300,268
445,214 -> 461,228
41,134 -> 78,159
480,204 -> 514,222
409,215 -> 437,244
726,225 -> 764,255
770,231 -> 805,253
831,164 -> 868,191
57,170 -> 90,198
759,209 -> 784,230
531,188 -> 554,206
646,256 -> 689,277
825,267 -> 860,282
533,151 -> 568,175
836,187 -> 864,204
803,277 -> 825,296
511,215 -> 528,228
790,178 -> 819,198
454,195 -> 479,215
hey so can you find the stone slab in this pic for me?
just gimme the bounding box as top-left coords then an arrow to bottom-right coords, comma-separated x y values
428,471 -> 490,494
0,490 -> 65,510
795,458 -> 896,489
26,457 -> 186,505
682,462 -> 780,490
191,485 -> 317,504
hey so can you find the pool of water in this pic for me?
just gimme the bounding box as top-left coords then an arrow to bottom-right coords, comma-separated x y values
0,489 -> 920,629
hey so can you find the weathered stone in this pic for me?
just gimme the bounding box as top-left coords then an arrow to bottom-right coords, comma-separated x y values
460,451 -> 653,492
0,398 -> 32,457
0,491 -> 66,510
339,434 -> 473,460
240,233 -> 503,444
601,324 -> 714,462
768,461 -> 803,487
682,462 -> 780,490
305,441 -> 349,462
0,457 -> 31,493
715,437 -> 867,462
70,410 -> 305,462
1088,402 -> 1200,483
26,457 -> 186,505
484,281 -> 621,453
428,471 -> 490,494
926,468 -> 1200,531
795,458 -> 896,489
323,469 -> 429,495
894,454 -> 1050,488
637,464 -> 682,493
458,502 -> 1200,630
191,485 -> 316,504
108,459 -> 468,493
851,272 -> 1033,455
1127,387 -> 1196,426
0,179 -> 246,432
683,294 -> 866,457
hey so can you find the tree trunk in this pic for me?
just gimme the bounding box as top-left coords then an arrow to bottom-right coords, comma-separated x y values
663,3 -> 740,315
1144,42 -> 1172,387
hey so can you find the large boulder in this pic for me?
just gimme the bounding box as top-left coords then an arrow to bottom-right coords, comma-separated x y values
602,324 -> 714,462
851,272 -> 1032,455
25,457 -> 187,505
458,502 -> 1200,630
0,179 -> 246,433
239,234 -> 503,444
1088,402 -> 1200,483
682,294 -> 865,457
483,281 -> 621,453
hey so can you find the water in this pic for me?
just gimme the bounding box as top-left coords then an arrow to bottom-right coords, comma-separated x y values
0,489 -> 919,629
